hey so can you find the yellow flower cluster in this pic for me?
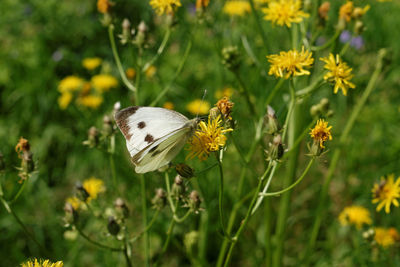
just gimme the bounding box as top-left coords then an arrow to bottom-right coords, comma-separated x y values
320,54 -> 355,96
57,58 -> 118,110
338,205 -> 372,229
186,99 -> 211,115
372,174 -> 400,213
374,227 -> 400,247
223,1 -> 251,16
21,258 -> 63,267
339,1 -> 370,22
267,46 -> 314,79
149,0 -> 181,15
262,0 -> 309,28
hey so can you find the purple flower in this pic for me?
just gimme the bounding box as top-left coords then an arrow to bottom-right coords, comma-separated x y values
339,30 -> 351,43
350,36 -> 364,50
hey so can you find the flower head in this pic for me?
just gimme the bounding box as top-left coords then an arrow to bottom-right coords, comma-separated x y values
58,76 -> 84,93
83,177 -> 105,201
223,1 -> 251,16
77,95 -> 104,109
320,54 -> 355,96
215,87 -> 234,99
187,115 -> 233,161
66,196 -> 82,210
97,0 -> 111,14
372,174 -> 400,213
21,258 -> 63,267
338,205 -> 372,229
262,0 -> 309,28
91,74 -> 118,92
339,1 -> 354,22
216,97 -> 234,120
374,227 -> 400,248
58,92 -> 73,109
126,68 -> 136,79
196,0 -> 210,10
82,57 -> 102,70
149,0 -> 182,15
186,99 -> 210,115
15,137 -> 30,156
310,119 -> 332,149
163,101 -> 174,110
145,65 -> 157,79
267,46 -> 314,79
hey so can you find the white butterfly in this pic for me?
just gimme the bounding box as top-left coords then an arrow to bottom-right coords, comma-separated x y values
115,106 -> 199,173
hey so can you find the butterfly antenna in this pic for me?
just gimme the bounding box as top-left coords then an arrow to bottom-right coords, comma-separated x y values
196,89 -> 207,120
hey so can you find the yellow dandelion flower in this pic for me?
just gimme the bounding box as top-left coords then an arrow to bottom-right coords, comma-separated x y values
91,74 -> 118,92
149,0 -> 181,15
262,0 -> 309,28
223,1 -> 251,16
374,227 -> 399,248
58,92 -> 73,110
21,258 -> 63,267
339,1 -> 353,22
267,46 -> 314,79
186,99 -> 211,115
338,205 -> 372,229
163,101 -> 175,110
187,115 -> 233,161
196,0 -> 210,10
126,68 -> 136,79
58,76 -> 84,93
353,5 -> 370,19
66,196 -> 82,210
77,95 -> 104,109
310,119 -> 332,149
320,54 -> 355,96
83,177 -> 105,201
82,57 -> 102,71
214,87 -> 234,99
97,0 -> 111,14
145,65 -> 157,79
372,174 -> 400,213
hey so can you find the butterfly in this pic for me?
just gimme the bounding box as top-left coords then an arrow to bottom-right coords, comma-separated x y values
115,106 -> 199,173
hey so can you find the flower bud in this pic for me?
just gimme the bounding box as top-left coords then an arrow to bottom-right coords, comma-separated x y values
120,19 -> 131,45
114,198 -> 129,218
354,21 -> 365,35
135,21 -> 148,48
171,175 -> 185,200
188,190 -> 201,213
113,101 -> 121,114
362,228 -> 375,241
107,216 -> 120,236
152,188 -> 167,210
21,151 -> 34,173
64,202 -> 79,224
76,182 -> 90,202
184,231 -> 199,254
318,2 -> 330,21
84,126 -> 100,148
175,163 -> 195,178
208,107 -> 221,120
102,115 -> 113,137
221,46 -> 241,71
264,105 -> 280,135
266,134 -> 284,161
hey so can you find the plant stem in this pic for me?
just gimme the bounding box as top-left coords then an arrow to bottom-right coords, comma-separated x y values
108,25 -> 137,94
248,0 -> 269,54
109,153 -> 118,193
142,28 -> 171,73
75,224 -> 122,251
216,152 -> 230,240
139,174 -> 149,267
233,70 -> 258,118
9,178 -> 28,204
265,78 -> 285,107
311,29 -> 341,52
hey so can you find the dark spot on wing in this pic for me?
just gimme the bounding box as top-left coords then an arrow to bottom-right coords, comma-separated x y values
114,106 -> 140,141
149,145 -> 159,153
145,134 -> 154,143
138,121 -> 146,129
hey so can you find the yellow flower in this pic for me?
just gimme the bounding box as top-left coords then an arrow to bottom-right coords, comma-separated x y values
262,0 -> 309,28
83,177 -> 105,201
126,68 -> 136,79
223,1 -> 251,16
187,115 -> 233,161
372,174 -> 400,213
267,46 -> 314,79
58,92 -> 73,109
77,95 -> 104,109
353,5 -> 370,19
339,1 -> 353,22
216,97 -> 234,120
82,57 -> 102,70
338,205 -> 372,229
91,74 -> 118,92
58,76 -> 84,93
66,196 -> 82,210
97,0 -> 111,14
21,258 -> 63,267
374,227 -> 400,248
163,101 -> 175,110
310,119 -> 332,149
186,99 -> 211,115
149,0 -> 181,15
214,87 -> 234,99
196,0 -> 210,10
320,54 -> 355,96
145,65 -> 157,79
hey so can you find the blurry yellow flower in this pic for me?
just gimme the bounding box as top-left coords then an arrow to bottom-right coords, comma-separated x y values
97,0 -> 111,14
58,92 -> 73,110
223,1 -> 251,16
320,54 -> 355,96
353,5 -> 370,19
21,258 -> 63,267
82,57 -> 102,70
267,46 -> 314,79
186,99 -> 211,115
145,65 -> 157,79
339,1 -> 353,22
374,227 -> 399,247
150,0 -> 181,15
81,82 -> 92,95
377,0 -> 392,2
338,205 -> 372,229
262,0 -> 309,27
372,174 -> 400,213
77,95 -> 104,109
163,101 -> 174,110
58,76 -> 84,93
196,0 -> 210,10
310,119 -> 332,149
187,115 -> 233,161
66,196 -> 82,210
126,68 -> 136,79
214,87 -> 234,99
91,74 -> 118,92
318,2 -> 330,20
83,177 -> 105,201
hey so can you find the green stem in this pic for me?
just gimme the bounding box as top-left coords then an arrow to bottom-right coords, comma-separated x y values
248,0 -> 269,54
9,178 -> 28,204
174,209 -> 192,223
123,241 -> 133,267
142,28 -> 171,73
241,35 -> 268,78
130,209 -> 160,243
75,224 -> 123,251
233,71 -> 258,117
265,78 -> 285,107
295,74 -> 325,97
302,49 -> 387,264
311,29 -> 341,52
160,218 -> 176,256
216,152 -> 231,240
260,158 -> 314,197
140,175 -> 149,267
109,153 -> 118,192
108,25 -> 137,94
150,40 -> 192,107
